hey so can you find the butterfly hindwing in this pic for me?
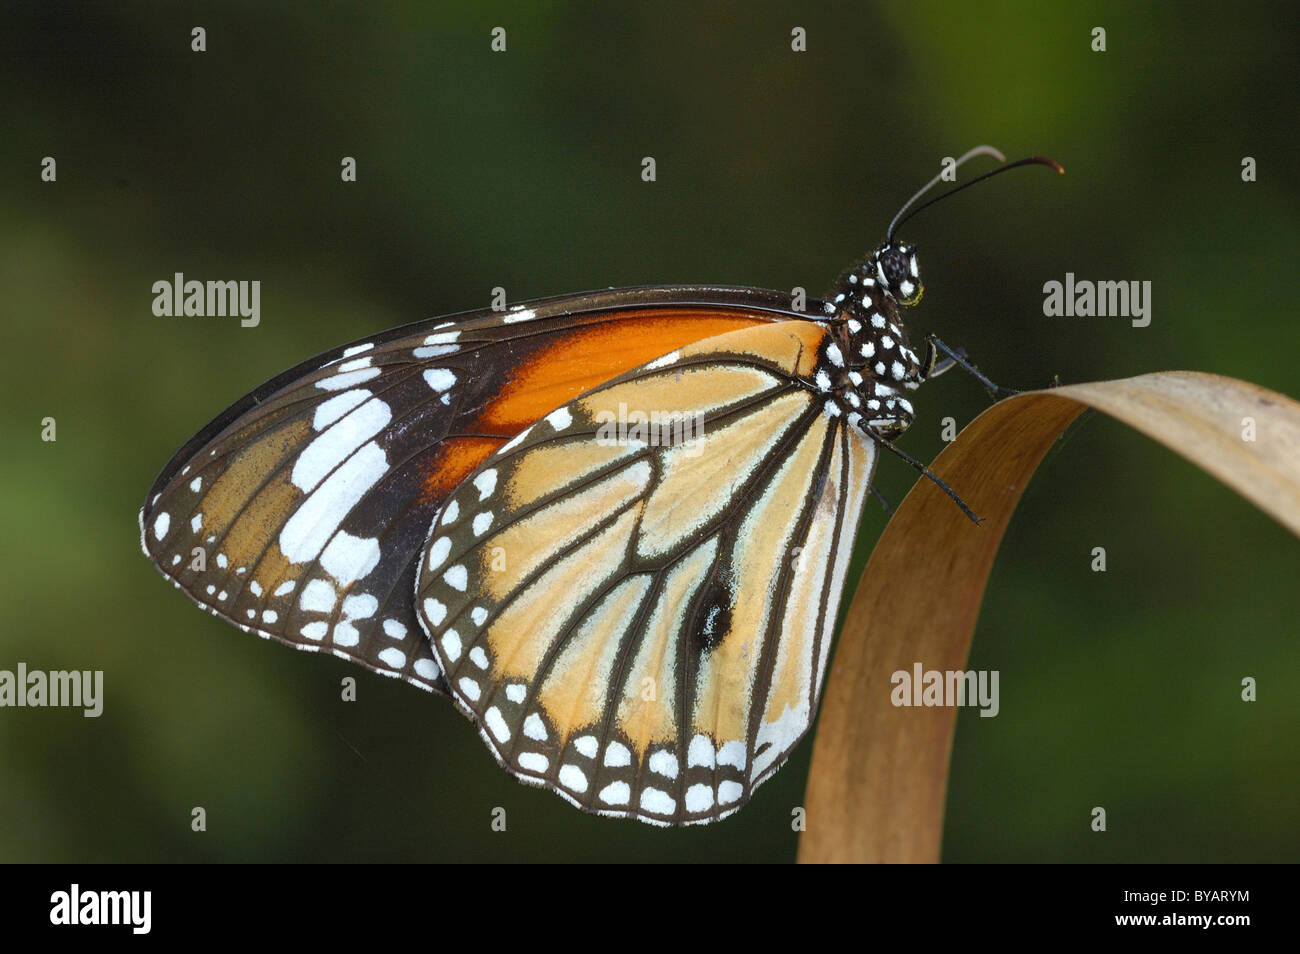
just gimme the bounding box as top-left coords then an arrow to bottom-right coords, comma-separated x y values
415,321 -> 878,824
139,289 -> 802,695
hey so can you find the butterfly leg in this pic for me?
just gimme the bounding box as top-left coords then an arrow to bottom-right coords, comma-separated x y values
919,340 -> 965,379
870,483 -> 896,517
866,428 -> 981,525
923,335 -> 1018,401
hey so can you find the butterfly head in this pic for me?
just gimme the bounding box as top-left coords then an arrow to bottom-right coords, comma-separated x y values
824,150 -> 1063,443
872,241 -> 923,306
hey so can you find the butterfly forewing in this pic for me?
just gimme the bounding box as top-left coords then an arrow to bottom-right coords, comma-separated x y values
415,321 -> 877,824
139,290 -> 800,696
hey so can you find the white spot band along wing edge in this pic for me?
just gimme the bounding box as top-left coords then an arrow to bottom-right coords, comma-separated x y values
414,321 -> 878,825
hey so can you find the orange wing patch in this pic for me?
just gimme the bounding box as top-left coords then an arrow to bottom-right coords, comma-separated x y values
419,436 -> 507,504
477,310 -> 771,431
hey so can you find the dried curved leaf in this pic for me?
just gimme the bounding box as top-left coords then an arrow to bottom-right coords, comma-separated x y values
798,371 -> 1300,864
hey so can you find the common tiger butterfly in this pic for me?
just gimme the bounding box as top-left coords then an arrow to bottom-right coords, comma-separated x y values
140,145 -> 1061,826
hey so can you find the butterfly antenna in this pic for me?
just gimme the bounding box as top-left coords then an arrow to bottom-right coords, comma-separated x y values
886,145 -> 1006,242
888,153 -> 1064,243
867,429 -> 981,525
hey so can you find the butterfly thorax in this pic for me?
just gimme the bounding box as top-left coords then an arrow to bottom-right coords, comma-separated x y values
817,241 -> 925,441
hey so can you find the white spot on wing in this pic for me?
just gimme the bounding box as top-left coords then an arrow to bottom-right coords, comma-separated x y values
500,427 -> 531,453
517,752 -> 548,772
423,597 -> 447,625
559,764 -> 588,792
423,368 -> 456,392
598,781 -> 630,805
280,442 -> 388,561
604,741 -> 631,767
524,713 -> 548,741
640,788 -> 675,815
443,564 -> 467,591
316,367 -> 381,390
717,740 -> 746,769
648,750 -> 678,779
341,593 -> 377,619
413,344 -> 458,359
645,350 -> 680,370
485,706 -> 510,742
320,531 -> 381,584
299,579 -> 337,613
292,398 -> 391,492
426,536 -> 451,569
685,784 -> 714,813
687,734 -> 715,769
413,658 -> 439,680
473,469 -> 497,500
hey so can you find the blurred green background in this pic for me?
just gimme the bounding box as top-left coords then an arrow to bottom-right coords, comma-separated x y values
1,1 -> 1296,862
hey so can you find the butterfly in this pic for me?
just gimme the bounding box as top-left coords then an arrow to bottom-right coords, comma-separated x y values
140,146 -> 1061,825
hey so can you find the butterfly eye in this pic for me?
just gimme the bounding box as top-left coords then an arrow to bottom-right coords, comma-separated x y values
878,245 -> 922,304
879,247 -> 908,287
